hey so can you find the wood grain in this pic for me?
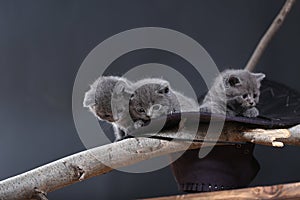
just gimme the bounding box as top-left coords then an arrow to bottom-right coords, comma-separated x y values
144,182 -> 300,200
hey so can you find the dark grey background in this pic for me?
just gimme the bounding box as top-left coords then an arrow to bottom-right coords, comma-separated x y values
0,0 -> 300,199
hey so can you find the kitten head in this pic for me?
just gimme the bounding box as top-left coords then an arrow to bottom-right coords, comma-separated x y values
83,76 -> 132,122
129,79 -> 174,123
223,70 -> 265,109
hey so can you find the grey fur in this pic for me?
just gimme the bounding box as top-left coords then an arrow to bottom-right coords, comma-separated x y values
129,78 -> 199,128
173,91 -> 199,112
83,76 -> 133,141
199,69 -> 265,117
84,76 -> 200,141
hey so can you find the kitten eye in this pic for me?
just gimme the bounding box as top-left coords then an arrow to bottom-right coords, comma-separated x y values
242,94 -> 248,99
137,108 -> 145,113
164,87 -> 169,93
253,93 -> 258,98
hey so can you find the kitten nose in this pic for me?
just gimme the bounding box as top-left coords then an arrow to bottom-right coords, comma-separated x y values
146,110 -> 152,117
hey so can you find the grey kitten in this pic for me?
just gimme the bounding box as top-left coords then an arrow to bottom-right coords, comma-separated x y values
83,76 -> 133,141
129,78 -> 199,128
199,69 -> 265,117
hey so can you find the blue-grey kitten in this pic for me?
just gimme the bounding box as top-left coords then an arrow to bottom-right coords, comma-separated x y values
129,78 -> 199,128
199,69 -> 265,117
83,76 -> 133,141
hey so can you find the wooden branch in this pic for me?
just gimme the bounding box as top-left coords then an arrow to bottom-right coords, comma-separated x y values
1,123 -> 300,199
244,0 -> 296,72
144,181 -> 300,200
0,138 -> 201,200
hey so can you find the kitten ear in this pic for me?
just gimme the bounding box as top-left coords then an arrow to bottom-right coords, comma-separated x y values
114,81 -> 133,95
252,73 -> 265,82
130,93 -> 135,100
157,82 -> 170,94
83,88 -> 96,107
227,75 -> 242,87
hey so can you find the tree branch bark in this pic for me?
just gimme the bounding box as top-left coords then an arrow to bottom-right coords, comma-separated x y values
244,0 -> 296,72
144,181 -> 300,200
0,123 -> 300,199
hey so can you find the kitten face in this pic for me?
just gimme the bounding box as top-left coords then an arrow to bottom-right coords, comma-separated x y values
83,76 -> 132,122
129,81 -> 174,122
224,71 -> 265,110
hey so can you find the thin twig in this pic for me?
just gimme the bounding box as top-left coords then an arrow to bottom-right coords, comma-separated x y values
245,0 -> 296,72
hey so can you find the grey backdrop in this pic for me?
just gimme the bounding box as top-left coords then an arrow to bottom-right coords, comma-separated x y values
0,0 -> 300,199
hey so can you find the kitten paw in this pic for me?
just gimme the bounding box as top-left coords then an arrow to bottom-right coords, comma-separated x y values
243,107 -> 259,118
134,120 -> 144,129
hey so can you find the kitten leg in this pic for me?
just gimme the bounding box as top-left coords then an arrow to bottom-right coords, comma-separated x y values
134,120 -> 145,129
113,123 -> 125,142
242,107 -> 259,118
226,109 -> 237,117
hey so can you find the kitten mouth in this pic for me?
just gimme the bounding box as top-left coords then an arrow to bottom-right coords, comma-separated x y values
248,104 -> 255,108
241,103 -> 255,108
